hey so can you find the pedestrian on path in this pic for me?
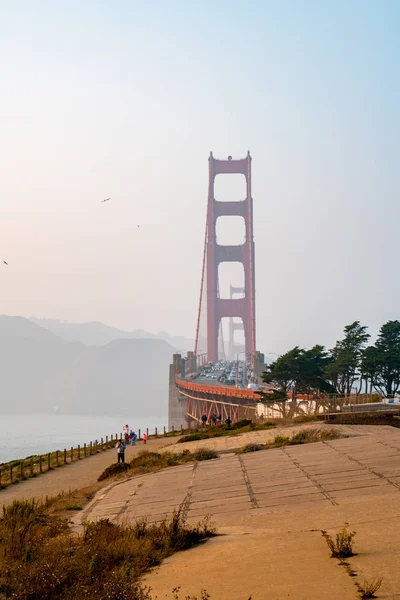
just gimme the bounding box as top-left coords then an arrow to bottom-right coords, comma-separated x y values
130,430 -> 137,446
116,440 -> 126,463
143,433 -> 147,445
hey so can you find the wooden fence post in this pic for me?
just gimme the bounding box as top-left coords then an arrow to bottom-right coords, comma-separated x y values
101,437 -> 103,450
56,451 -> 59,467
70,447 -> 73,462
39,456 -> 43,473
47,453 -> 51,470
90,441 -> 92,455
30,457 -> 34,477
164,426 -> 166,435
106,435 -> 108,448
64,449 -> 67,464
10,465 -> 13,482
181,424 -> 183,432
172,425 -> 175,434
78,445 -> 81,459
138,429 -> 141,440
84,443 -> 87,457
146,428 -> 149,439
155,427 -> 158,437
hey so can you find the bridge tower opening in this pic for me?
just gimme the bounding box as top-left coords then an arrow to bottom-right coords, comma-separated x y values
228,285 -> 245,360
203,152 -> 256,362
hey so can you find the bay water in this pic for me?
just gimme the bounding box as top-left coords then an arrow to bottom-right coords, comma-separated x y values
0,413 -> 168,464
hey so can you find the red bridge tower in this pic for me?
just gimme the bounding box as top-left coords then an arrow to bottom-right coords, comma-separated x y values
206,152 -> 256,362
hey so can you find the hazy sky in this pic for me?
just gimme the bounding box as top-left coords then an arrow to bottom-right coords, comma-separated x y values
1,1 -> 399,355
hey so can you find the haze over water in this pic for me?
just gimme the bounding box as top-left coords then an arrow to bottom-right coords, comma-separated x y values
0,414 -> 167,464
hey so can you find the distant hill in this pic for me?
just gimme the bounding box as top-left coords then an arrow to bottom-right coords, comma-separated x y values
30,317 -> 194,352
0,315 -> 60,342
0,316 -> 174,417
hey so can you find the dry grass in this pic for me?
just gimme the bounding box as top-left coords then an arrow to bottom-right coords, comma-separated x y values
0,498 -> 216,600
322,526 -> 356,559
357,577 -> 383,599
236,428 -> 342,454
177,420 -> 276,444
98,449 -> 219,482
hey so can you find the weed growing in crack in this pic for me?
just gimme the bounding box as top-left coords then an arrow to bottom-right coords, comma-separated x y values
357,577 -> 383,599
322,525 -> 356,558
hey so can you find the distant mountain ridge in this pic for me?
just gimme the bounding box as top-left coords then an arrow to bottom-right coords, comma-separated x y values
30,317 -> 194,351
0,315 -> 176,417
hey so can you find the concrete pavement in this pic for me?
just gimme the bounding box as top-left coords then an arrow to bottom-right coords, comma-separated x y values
78,423 -> 400,599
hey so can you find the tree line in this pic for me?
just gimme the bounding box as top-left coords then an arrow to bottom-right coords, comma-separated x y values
261,320 -> 400,401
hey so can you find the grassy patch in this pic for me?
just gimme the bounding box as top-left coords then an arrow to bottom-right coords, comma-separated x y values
0,499 -> 215,600
235,428 -> 342,454
237,443 -> 264,454
177,421 -> 276,444
98,449 -> 219,482
98,461 -> 131,481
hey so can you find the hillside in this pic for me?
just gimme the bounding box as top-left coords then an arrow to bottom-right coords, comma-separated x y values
0,316 -> 173,416
30,317 -> 193,351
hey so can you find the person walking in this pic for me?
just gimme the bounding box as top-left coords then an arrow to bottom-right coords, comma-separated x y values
201,414 -> 207,427
143,433 -> 148,445
130,430 -> 137,446
116,439 -> 126,463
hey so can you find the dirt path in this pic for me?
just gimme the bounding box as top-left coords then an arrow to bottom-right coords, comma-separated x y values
0,436 -> 174,507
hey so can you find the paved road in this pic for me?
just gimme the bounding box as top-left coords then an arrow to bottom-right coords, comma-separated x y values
79,423 -> 400,599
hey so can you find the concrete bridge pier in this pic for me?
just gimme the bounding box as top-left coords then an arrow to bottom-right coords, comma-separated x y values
168,353 -> 188,430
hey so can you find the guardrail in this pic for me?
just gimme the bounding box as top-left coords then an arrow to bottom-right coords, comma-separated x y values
176,376 -> 260,399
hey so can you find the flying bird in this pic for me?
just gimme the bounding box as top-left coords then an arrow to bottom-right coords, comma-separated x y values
3,261 -> 8,265
101,198 -> 111,203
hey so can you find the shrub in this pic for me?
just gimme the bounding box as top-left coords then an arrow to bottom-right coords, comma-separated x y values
273,435 -> 290,446
130,451 -> 168,468
177,432 -> 210,443
231,419 -> 252,429
357,577 -> 383,599
98,462 -> 130,481
191,448 -> 218,461
0,500 -> 216,599
322,526 -> 356,558
290,431 -> 308,444
236,443 -> 263,454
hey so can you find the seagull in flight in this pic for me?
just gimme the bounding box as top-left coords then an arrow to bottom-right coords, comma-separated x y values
101,198 -> 111,203
3,261 -> 8,265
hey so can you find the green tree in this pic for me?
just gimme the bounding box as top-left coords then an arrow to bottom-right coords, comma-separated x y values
295,345 -> 335,396
373,320 -> 400,397
326,321 -> 370,394
261,345 -> 334,401
360,345 -> 381,393
261,347 -> 302,401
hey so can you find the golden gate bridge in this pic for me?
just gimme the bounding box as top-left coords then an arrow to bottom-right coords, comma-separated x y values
169,152 -> 265,428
